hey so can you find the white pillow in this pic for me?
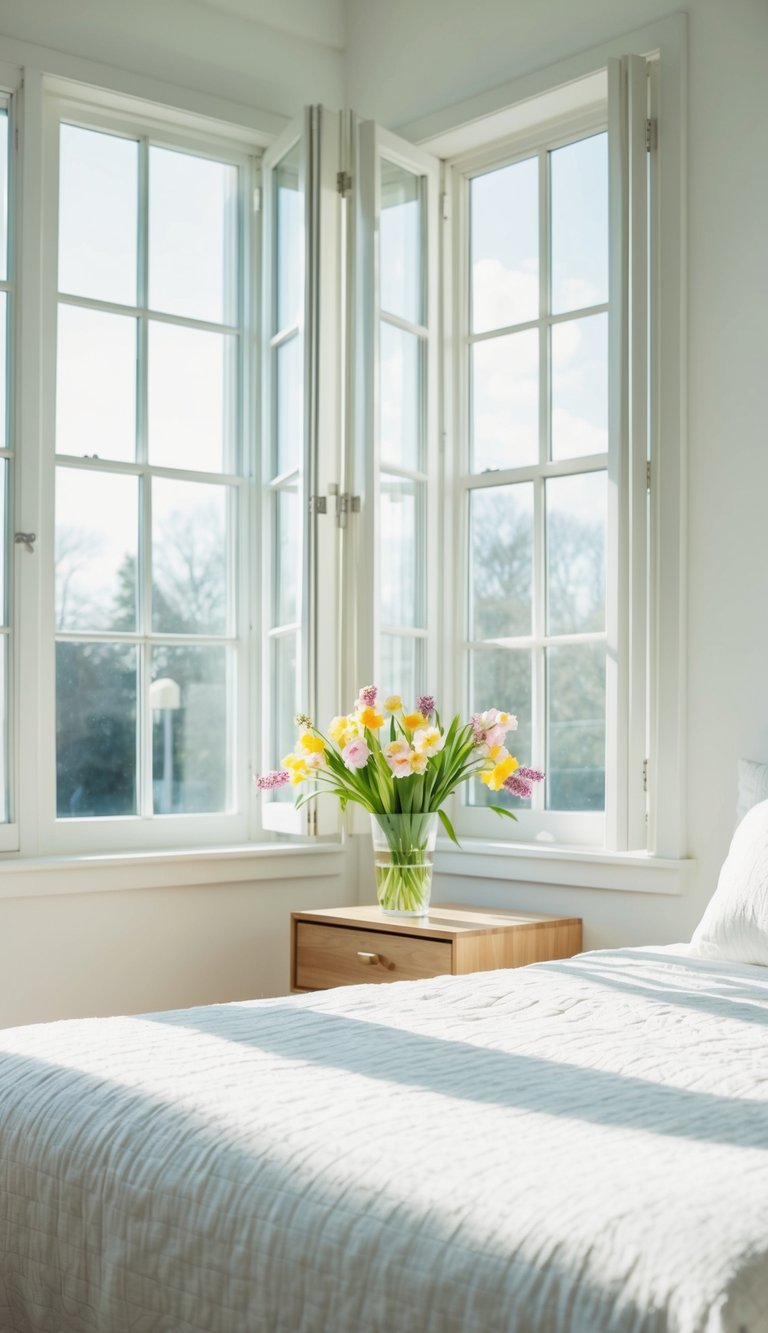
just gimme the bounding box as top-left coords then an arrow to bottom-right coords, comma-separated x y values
736,757 -> 768,824
690,797 -> 768,966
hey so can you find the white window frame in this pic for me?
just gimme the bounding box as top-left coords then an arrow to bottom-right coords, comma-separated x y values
446,105 -> 613,850
0,63 -> 21,853
259,105 -> 342,837
18,76 -> 266,856
349,118 -> 441,705
414,16 -> 687,884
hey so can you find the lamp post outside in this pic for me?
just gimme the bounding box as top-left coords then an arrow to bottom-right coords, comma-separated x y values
150,677 -> 181,814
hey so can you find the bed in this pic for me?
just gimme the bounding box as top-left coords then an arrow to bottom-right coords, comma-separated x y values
1,940 -> 767,1333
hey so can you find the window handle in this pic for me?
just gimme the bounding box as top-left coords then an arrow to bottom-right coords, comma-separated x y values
14,532 -> 36,553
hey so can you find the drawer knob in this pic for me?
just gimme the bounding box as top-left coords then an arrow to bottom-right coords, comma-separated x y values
357,951 -> 380,965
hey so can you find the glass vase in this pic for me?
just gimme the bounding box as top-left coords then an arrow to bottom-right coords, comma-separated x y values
370,812 -> 439,917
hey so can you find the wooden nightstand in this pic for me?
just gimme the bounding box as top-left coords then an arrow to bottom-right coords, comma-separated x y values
290,904 -> 582,992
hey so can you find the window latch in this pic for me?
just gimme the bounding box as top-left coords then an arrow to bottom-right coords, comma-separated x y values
14,532 -> 36,553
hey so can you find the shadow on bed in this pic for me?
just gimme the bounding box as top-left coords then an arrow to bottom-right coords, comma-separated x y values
142,997 -> 768,1150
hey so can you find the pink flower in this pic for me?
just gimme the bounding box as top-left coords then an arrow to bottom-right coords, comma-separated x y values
502,767 -> 545,800
254,769 -> 291,790
356,685 -> 378,708
417,694 -> 436,718
342,738 -> 371,770
481,724 -> 506,754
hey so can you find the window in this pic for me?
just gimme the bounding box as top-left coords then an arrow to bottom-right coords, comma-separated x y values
456,126 -> 611,846
443,57 -> 655,853
38,103 -> 256,852
3,29 -> 684,875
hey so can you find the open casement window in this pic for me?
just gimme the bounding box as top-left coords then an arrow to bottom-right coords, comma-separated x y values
260,108 -> 341,835
449,56 -> 651,851
37,97 -> 259,853
0,86 -> 15,851
349,120 -> 440,712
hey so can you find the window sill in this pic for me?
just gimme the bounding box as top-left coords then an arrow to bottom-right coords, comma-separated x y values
434,838 -> 693,895
0,841 -> 346,900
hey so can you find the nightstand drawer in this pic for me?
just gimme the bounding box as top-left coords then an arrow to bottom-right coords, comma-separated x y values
294,921 -> 452,989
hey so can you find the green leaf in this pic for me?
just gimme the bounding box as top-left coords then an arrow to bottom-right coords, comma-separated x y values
489,804 -> 519,822
438,806 -> 461,846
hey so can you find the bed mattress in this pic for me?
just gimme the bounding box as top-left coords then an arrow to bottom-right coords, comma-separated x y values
0,945 -> 767,1332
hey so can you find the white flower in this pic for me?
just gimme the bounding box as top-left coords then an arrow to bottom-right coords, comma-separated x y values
384,739 -> 413,778
413,726 -> 444,757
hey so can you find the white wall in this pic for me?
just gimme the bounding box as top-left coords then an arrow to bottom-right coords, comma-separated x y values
0,0 -> 345,119
1,0 -> 767,1023
347,0 -> 768,948
0,869 -> 357,1028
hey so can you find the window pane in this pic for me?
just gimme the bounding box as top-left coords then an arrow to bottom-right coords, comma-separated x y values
152,478 -> 228,635
151,646 -> 230,814
547,642 -> 605,811
0,110 -> 7,282
0,292 -> 6,451
55,469 -> 138,631
271,633 -> 296,800
274,484 -> 300,627
148,321 -> 235,472
380,633 -> 422,709
470,484 -> 533,641
471,156 -> 538,334
275,334 -> 302,475
276,142 -> 302,333
551,312 -> 608,461
468,647 -> 532,808
546,471 -> 606,635
380,475 -> 422,628
380,159 -> 422,325
58,125 -> 138,306
550,133 -> 608,315
56,641 -> 137,817
380,321 -> 421,469
471,328 -> 538,471
56,305 -> 136,462
149,147 -> 237,326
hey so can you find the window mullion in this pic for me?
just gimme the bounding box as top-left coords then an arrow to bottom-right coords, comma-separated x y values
136,135 -> 152,819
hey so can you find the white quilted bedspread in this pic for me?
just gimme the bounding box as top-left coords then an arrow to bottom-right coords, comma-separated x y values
1,946 -> 768,1333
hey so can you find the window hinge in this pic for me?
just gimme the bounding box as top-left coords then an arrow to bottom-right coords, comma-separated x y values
337,170 -> 352,198
252,186 -> 261,213
642,759 -> 649,793
645,118 -> 657,153
336,491 -> 361,528
309,495 -> 327,516
329,483 -> 360,527
646,460 -> 651,490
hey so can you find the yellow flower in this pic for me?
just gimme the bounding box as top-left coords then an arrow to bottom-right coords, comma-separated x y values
402,711 -> 429,731
358,706 -> 384,731
328,714 -> 360,747
383,695 -> 403,713
481,754 -> 519,792
282,753 -> 311,785
299,732 -> 325,755
409,750 -> 428,774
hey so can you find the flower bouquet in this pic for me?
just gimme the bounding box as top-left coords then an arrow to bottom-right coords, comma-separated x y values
256,688 -> 543,916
